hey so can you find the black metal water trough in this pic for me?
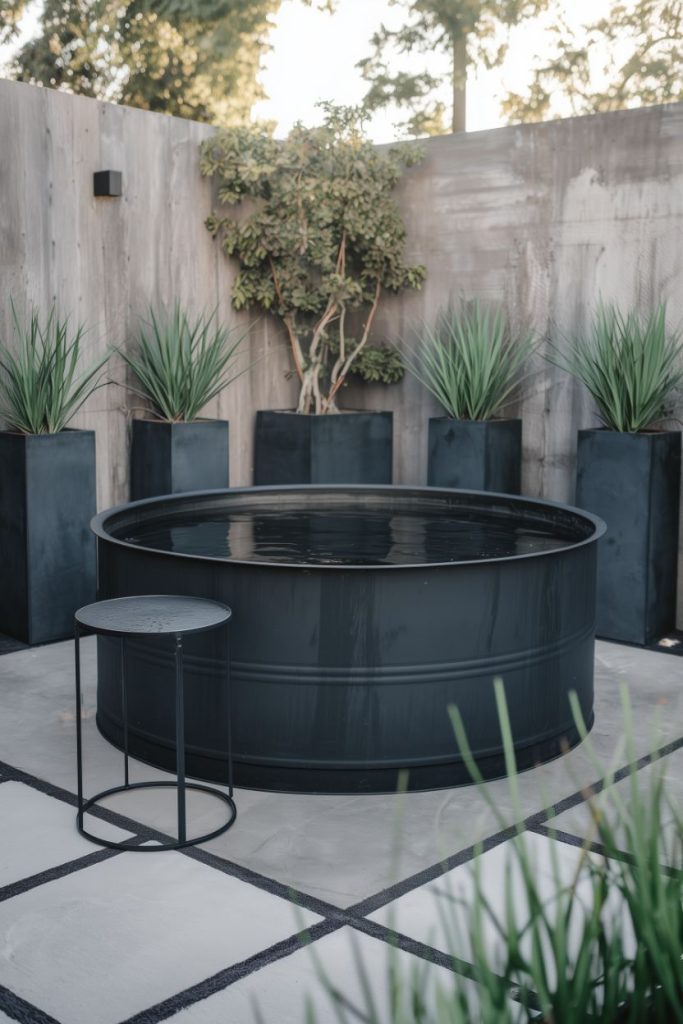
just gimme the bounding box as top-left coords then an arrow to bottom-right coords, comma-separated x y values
92,486 -> 604,793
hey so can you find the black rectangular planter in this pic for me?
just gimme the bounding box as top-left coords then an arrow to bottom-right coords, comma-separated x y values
254,410 -> 393,485
576,428 -> 681,645
130,419 -> 230,500
427,418 -> 522,493
0,430 -> 96,644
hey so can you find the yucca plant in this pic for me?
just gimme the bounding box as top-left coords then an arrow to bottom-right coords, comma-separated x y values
303,682 -> 682,1023
122,304 -> 248,422
405,302 -> 533,421
0,305 -> 109,434
554,304 -> 683,432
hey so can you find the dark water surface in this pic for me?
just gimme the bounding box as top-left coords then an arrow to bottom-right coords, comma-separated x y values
118,502 -> 582,566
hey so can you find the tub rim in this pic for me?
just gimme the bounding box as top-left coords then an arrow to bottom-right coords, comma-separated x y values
91,484 -> 606,572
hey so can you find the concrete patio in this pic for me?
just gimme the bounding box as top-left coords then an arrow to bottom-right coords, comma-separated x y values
0,636 -> 680,1024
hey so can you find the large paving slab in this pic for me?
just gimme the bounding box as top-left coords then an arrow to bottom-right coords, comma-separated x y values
0,638 -> 680,907
0,851 -> 319,1024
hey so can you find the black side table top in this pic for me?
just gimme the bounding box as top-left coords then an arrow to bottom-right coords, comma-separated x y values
75,595 -> 232,638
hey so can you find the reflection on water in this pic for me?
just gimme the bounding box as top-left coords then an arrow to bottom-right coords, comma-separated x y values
118,503 -> 581,566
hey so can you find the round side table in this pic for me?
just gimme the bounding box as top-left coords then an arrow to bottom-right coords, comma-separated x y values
74,595 -> 236,851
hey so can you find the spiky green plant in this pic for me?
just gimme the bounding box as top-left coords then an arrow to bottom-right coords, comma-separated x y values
405,301 -> 533,421
122,304 -> 248,422
0,305 -> 110,434
567,691 -> 683,1023
302,683 -> 682,1023
553,304 -> 683,432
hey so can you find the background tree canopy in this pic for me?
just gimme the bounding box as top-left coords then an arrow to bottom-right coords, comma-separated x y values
1,1 -> 680,133
502,0 -> 683,123
2,0 -> 282,125
0,0 -> 24,45
358,0 -> 550,135
358,0 -> 682,136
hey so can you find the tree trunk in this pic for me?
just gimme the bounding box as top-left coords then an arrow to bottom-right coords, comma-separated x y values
452,34 -> 467,133
296,359 -> 324,414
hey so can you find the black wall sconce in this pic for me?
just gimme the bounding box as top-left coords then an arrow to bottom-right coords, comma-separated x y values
93,170 -> 122,197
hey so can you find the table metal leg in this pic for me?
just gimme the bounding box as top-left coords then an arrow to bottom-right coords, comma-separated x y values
225,626 -> 234,799
74,623 -> 83,830
175,634 -> 186,843
120,637 -> 129,787
74,604 -> 235,852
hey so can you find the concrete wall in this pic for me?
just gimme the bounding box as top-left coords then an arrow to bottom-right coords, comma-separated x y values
348,103 -> 683,627
1,79 -> 682,621
0,79 -> 297,510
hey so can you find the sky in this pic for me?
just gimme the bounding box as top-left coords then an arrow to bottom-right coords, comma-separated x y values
1,0 -> 614,141
254,0 -> 613,139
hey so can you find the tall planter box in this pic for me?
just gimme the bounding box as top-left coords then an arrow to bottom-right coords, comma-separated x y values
576,429 -> 681,645
0,430 -> 96,644
254,410 -> 393,485
428,418 -> 522,493
130,419 -> 229,501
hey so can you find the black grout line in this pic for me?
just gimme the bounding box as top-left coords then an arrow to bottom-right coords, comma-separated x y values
349,917 -> 543,1013
526,734 -> 683,827
0,757 -> 355,921
349,823 -> 521,917
530,823 -> 682,878
350,915 -> 478,979
0,758 -> 369,921
349,735 -> 683,918
116,919 -> 340,1024
0,737 -> 680,1024
0,760 -> 161,843
0,633 -> 679,1024
1,736 -> 680,927
182,844 -> 353,922
0,834 -> 150,906
0,984 -> 64,1024
103,736 -> 683,1022
0,849 -> 121,904
1,738 -> 680,924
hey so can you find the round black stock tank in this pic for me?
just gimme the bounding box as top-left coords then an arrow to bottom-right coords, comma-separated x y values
92,486 -> 605,793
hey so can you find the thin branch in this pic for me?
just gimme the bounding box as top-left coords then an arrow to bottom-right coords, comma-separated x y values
324,278 -> 382,410
307,232 -> 347,365
324,303 -> 348,409
269,256 -> 304,382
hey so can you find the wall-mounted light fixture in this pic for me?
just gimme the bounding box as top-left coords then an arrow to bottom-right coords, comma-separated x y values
93,170 -> 122,197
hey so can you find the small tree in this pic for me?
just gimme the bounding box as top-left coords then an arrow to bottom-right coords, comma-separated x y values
200,105 -> 426,414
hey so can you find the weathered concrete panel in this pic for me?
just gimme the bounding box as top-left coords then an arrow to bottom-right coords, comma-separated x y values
1,80 -> 681,624
345,106 -> 683,626
0,80 -> 297,510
